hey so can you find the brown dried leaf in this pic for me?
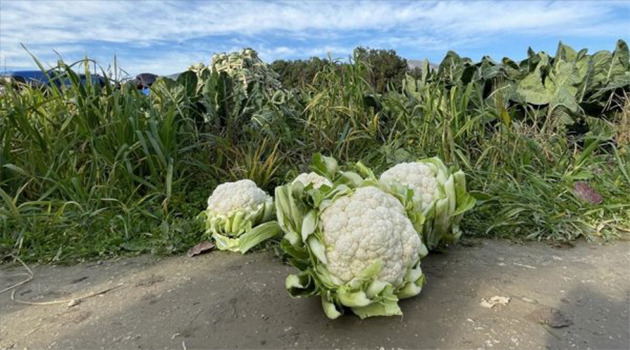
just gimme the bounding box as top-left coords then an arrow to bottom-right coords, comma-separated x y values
573,182 -> 603,204
187,241 -> 215,257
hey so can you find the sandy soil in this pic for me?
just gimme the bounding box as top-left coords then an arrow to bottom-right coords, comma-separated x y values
1,239 -> 628,350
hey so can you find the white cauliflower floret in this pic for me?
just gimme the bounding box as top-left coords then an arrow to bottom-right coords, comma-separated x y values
320,186 -> 421,287
206,179 -> 270,217
380,162 -> 438,208
292,172 -> 333,189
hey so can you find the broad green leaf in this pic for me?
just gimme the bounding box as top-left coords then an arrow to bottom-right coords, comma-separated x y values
588,50 -> 613,90
339,170 -> 364,186
321,297 -> 342,319
366,280 -> 388,298
514,63 -> 551,105
286,273 -> 317,297
307,235 -> 327,265
351,299 -> 402,319
398,272 -> 425,299
212,233 -> 241,252
301,209 -> 318,241
609,39 -> 629,81
238,221 -> 282,254
555,41 -> 577,62
547,60 -> 581,114
443,175 -> 457,214
337,290 -> 372,308
397,280 -> 423,299
311,153 -> 338,178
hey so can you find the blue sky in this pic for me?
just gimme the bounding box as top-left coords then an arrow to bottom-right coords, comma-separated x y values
1,0 -> 628,76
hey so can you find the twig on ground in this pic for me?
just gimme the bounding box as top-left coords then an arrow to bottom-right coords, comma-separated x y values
0,254 -> 34,294
11,283 -> 125,306
513,262 -> 536,269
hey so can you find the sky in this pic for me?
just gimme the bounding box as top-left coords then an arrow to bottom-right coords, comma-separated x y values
0,0 -> 629,76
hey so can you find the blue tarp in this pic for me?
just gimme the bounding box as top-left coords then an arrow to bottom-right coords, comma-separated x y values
0,70 -> 104,88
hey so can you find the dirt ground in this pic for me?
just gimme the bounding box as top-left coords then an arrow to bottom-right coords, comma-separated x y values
1,239 -> 628,350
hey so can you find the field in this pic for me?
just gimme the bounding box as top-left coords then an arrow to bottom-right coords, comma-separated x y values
1,41 -> 629,263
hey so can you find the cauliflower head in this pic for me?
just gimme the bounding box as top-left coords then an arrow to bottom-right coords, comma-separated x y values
203,180 -> 279,253
207,179 -> 270,217
292,172 -> 333,189
379,162 -> 438,208
320,186 -> 421,287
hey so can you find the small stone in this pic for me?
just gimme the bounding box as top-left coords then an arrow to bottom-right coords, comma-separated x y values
527,307 -> 573,328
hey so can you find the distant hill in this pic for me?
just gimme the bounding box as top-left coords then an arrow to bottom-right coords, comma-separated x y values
407,60 -> 439,71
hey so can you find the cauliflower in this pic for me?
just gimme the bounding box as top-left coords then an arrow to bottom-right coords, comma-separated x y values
202,179 -> 280,253
379,157 -> 476,251
211,48 -> 283,97
379,162 -> 438,208
275,154 -> 427,319
292,172 -> 333,189
320,186 -> 422,287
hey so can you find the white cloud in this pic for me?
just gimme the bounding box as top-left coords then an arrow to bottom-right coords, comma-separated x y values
0,1 -> 626,74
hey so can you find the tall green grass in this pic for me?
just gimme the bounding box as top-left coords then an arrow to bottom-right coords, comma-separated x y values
1,49 -> 628,263
0,59 -> 214,260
